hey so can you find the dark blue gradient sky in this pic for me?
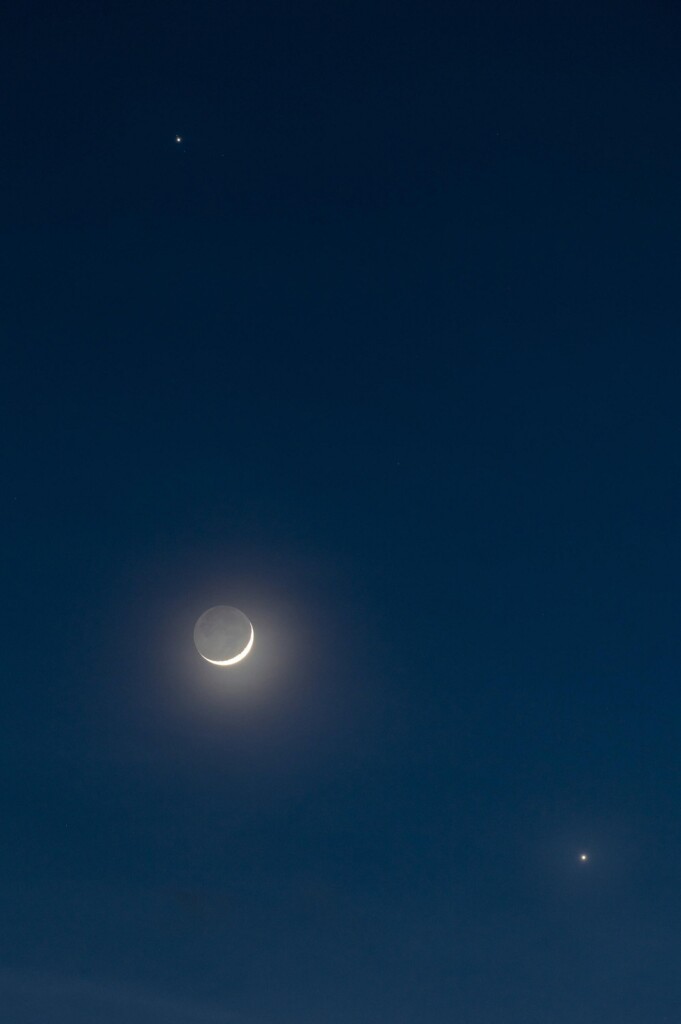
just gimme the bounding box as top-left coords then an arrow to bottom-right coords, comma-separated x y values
3,2 -> 681,1021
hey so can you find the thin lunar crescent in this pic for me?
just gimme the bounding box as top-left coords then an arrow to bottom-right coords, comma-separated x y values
193,606 -> 254,666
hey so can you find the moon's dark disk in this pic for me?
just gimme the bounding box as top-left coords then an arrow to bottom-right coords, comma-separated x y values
193,606 -> 254,665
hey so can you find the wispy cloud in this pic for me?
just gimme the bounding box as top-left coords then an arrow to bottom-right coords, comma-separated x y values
0,968 -> 235,1023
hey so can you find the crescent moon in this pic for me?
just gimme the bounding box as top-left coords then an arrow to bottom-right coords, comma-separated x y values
199,623 -> 254,666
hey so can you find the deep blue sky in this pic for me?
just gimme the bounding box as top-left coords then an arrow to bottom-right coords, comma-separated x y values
3,2 -> 681,1021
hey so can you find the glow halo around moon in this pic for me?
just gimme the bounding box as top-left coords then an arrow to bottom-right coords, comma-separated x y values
193,606 -> 254,666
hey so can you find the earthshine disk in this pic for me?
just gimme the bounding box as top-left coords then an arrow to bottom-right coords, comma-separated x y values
193,605 -> 254,666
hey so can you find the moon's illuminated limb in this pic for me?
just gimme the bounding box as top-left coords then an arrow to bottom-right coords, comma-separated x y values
199,623 -> 254,666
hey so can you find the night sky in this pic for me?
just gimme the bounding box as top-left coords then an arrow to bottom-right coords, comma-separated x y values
3,2 -> 681,1021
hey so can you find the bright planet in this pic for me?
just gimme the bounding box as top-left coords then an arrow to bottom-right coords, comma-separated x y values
193,605 -> 254,666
